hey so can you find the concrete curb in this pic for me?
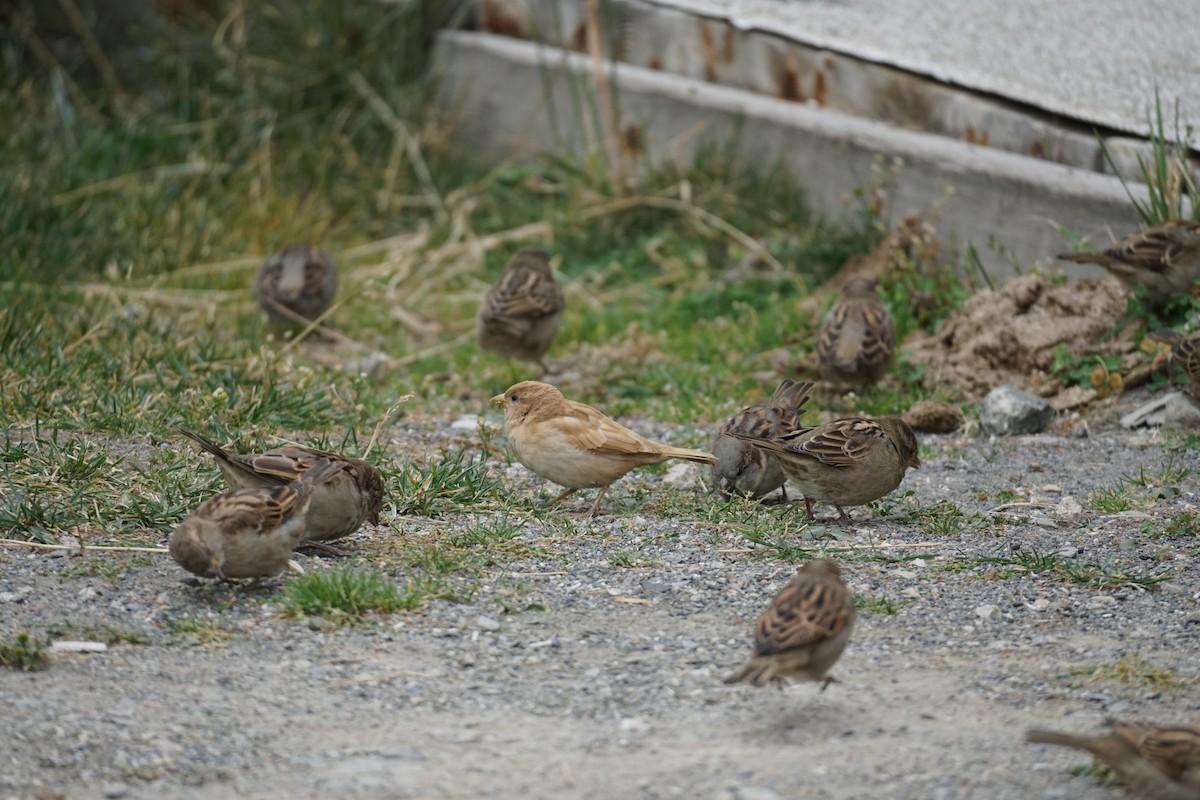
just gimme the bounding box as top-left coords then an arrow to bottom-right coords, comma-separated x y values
434,30 -> 1149,283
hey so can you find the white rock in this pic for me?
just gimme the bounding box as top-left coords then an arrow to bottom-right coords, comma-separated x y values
474,615 -> 501,632
1054,496 -> 1083,521
662,462 -> 704,489
50,640 -> 108,653
974,604 -> 1001,621
452,415 -> 480,430
979,385 -> 1053,436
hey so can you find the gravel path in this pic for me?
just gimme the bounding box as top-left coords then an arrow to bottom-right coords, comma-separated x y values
3,397 -> 1200,800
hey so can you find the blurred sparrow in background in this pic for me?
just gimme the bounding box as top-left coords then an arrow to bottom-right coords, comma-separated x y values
817,277 -> 895,390
255,243 -> 338,333
1057,219 -> 1200,305
477,247 -> 564,373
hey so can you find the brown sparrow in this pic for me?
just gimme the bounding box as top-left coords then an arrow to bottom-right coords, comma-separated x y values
712,379 -> 815,501
255,243 -> 338,331
490,380 -> 715,517
178,429 -> 384,544
169,458 -> 343,579
724,559 -> 856,689
1148,328 -> 1200,398
817,277 -> 895,390
730,416 -> 919,521
1027,720 -> 1200,800
477,247 -> 565,371
1057,220 -> 1200,305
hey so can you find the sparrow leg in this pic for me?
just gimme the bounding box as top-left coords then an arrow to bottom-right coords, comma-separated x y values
835,506 -> 851,524
545,487 -> 579,507
819,675 -> 840,692
803,497 -> 815,521
581,486 -> 610,518
300,541 -> 349,557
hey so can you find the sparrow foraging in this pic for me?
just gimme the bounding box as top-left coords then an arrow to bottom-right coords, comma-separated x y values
730,416 -> 919,522
255,243 -> 338,332
1057,220 -> 1200,305
902,399 -> 965,434
724,559 -> 856,689
490,380 -> 715,517
1148,328 -> 1200,398
712,379 -> 815,501
477,247 -> 565,371
1026,720 -> 1200,800
817,277 -> 895,390
178,429 -> 384,545
169,458 -> 343,580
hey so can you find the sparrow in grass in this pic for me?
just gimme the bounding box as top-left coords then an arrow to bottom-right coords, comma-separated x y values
255,243 -> 338,332
1057,219 -> 1200,305
178,429 -> 384,545
477,247 -> 565,372
817,277 -> 895,390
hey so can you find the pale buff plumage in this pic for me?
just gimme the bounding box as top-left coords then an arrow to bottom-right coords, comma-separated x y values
490,381 -> 715,516
817,277 -> 895,390
178,429 -> 384,545
1057,220 -> 1200,305
169,458 -> 343,579
724,559 -> 856,689
712,379 -> 815,501
1027,720 -> 1200,800
476,248 -> 565,371
255,243 -> 338,331
730,416 -> 919,521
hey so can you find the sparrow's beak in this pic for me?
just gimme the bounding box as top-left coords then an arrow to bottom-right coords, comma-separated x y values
490,393 -> 507,410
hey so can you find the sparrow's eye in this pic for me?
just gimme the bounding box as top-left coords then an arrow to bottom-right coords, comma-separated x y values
510,393 -> 519,402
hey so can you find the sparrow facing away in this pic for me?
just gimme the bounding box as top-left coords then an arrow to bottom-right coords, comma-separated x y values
476,247 -> 565,371
729,416 -> 920,521
724,559 -> 857,689
490,380 -> 715,517
1027,720 -> 1200,800
1057,220 -> 1200,305
712,379 -> 815,501
178,429 -> 384,545
169,458 -> 343,580
255,243 -> 338,331
817,277 -> 895,390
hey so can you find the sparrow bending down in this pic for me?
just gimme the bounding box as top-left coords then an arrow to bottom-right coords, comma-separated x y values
178,429 -> 384,544
712,379 -> 815,501
169,458 -> 343,580
724,559 -> 856,689
729,415 -> 919,521
817,277 -> 895,390
490,380 -> 715,517
477,247 -> 565,372
1057,220 -> 1200,305
255,243 -> 338,332
1026,720 -> 1200,800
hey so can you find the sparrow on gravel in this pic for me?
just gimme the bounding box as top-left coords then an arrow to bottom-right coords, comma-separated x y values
729,416 -> 919,521
1148,328 -> 1200,398
178,429 -> 384,545
1026,720 -> 1200,800
1057,220 -> 1200,305
712,379 -> 815,501
817,277 -> 895,390
255,243 -> 338,331
169,458 -> 343,579
902,399 -> 965,434
724,559 -> 856,689
477,247 -> 565,372
490,380 -> 715,517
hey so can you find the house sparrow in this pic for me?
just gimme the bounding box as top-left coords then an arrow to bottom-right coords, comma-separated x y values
724,559 -> 856,689
817,277 -> 895,390
712,379 -> 815,501
729,416 -> 919,521
1057,220 -> 1200,305
169,458 -> 343,579
255,243 -> 338,331
1148,329 -> 1200,398
178,429 -> 384,544
477,247 -> 565,371
1026,720 -> 1200,800
490,380 -> 715,516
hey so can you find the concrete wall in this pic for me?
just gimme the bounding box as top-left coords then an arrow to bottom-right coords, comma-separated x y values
434,30 -> 1149,283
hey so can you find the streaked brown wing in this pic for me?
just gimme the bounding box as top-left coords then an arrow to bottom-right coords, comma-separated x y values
754,572 -> 851,656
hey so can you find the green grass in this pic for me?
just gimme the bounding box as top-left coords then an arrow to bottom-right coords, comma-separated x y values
966,548 -> 1170,591
164,613 -> 235,647
278,567 -> 444,624
0,632 -> 49,672
1066,657 -> 1187,690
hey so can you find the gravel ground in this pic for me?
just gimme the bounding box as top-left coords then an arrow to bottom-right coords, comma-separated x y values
3,395 -> 1200,800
